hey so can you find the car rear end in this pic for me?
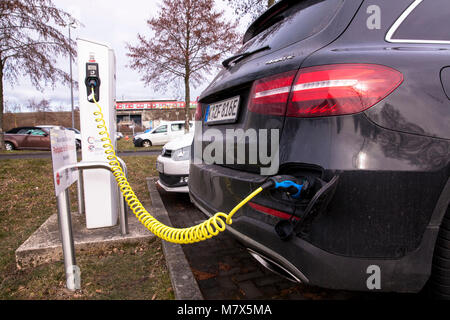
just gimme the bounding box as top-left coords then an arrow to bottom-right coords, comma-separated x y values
156,134 -> 193,193
189,0 -> 450,293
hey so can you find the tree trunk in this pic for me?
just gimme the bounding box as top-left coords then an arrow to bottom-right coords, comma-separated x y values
268,0 -> 275,8
0,62 -> 4,150
184,75 -> 191,134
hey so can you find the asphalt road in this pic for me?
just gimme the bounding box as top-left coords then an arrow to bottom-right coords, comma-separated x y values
0,150 -> 161,160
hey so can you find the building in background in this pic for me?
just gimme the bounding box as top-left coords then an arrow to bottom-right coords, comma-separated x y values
116,100 -> 197,131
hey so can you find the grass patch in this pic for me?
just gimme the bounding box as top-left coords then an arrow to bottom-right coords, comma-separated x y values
117,139 -> 162,152
0,155 -> 173,300
122,155 -> 158,207
0,150 -> 49,154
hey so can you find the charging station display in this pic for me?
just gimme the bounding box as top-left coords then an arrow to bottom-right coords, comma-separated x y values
85,63 -> 101,102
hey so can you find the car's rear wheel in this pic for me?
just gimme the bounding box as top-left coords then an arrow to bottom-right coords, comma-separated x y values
142,140 -> 152,148
430,206 -> 450,299
5,142 -> 14,151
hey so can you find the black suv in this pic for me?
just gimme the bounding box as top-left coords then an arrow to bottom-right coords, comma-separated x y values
189,0 -> 450,297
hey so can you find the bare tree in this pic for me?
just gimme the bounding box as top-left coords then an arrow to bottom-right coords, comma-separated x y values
26,98 -> 38,113
4,100 -> 21,126
127,0 -> 240,132
37,98 -> 51,113
227,0 -> 277,20
54,105 -> 65,112
0,0 -> 78,149
3,99 -> 11,113
27,98 -> 50,112
26,98 -> 51,124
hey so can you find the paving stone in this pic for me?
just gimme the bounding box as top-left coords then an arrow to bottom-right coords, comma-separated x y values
202,287 -> 227,300
197,277 -> 219,290
216,276 -> 238,290
238,280 -> 264,299
259,285 -> 279,297
233,270 -> 265,282
218,267 -> 241,277
254,275 -> 285,287
287,292 -> 308,300
276,280 -> 299,291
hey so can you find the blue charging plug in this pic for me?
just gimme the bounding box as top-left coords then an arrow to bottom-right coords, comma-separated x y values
274,180 -> 303,199
260,175 -> 305,199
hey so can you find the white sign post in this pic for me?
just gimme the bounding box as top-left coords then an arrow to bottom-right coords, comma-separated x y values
50,128 -> 80,291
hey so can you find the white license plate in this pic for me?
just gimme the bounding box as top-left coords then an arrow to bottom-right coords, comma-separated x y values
156,161 -> 164,173
206,96 -> 240,124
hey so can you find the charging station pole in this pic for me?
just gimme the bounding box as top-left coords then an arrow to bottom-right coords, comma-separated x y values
77,39 -> 118,229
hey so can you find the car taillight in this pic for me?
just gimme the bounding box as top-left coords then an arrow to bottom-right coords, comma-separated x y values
287,64 -> 403,117
248,70 -> 297,116
248,64 -> 403,118
249,202 -> 299,221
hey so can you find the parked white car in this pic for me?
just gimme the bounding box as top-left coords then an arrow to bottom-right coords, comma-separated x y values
133,121 -> 194,147
156,133 -> 193,193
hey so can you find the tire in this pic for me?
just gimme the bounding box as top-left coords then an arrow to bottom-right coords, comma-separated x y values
5,142 -> 14,151
142,140 -> 152,148
430,207 -> 450,299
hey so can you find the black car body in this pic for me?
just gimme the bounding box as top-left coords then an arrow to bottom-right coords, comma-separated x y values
189,0 -> 450,295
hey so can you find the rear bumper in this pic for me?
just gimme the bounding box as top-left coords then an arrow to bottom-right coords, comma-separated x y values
157,155 -> 190,176
156,155 -> 189,193
189,111 -> 449,292
190,188 -> 438,292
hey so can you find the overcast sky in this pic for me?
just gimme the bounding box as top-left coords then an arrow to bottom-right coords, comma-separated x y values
4,0 -> 249,112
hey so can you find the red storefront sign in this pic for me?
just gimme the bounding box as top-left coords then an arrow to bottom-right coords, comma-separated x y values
116,101 -> 197,110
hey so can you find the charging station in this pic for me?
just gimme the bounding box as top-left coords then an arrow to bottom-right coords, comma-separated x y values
77,38 -> 118,229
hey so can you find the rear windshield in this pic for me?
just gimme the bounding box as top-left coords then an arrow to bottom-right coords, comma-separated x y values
242,0 -> 344,52
391,0 -> 450,42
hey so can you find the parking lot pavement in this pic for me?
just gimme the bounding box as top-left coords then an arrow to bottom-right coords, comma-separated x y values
157,186 -> 363,300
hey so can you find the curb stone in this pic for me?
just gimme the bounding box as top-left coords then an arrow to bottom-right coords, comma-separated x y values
146,178 -> 203,300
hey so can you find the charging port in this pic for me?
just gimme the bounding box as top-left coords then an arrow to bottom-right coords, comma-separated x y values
273,174 -> 340,241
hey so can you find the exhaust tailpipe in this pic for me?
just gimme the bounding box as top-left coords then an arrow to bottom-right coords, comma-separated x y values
247,248 -> 302,283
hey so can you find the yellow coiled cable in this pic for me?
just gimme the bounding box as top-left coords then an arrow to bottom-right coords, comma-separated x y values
90,89 -> 263,244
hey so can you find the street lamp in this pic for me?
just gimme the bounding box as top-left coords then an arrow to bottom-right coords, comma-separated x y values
68,21 -> 76,129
